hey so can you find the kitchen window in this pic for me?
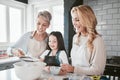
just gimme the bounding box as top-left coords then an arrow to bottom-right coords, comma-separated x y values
0,0 -> 26,80
0,0 -> 26,50
0,4 -> 24,43
52,5 -> 64,36
9,7 -> 22,43
32,0 -> 64,36
35,5 -> 64,35
0,4 -> 7,42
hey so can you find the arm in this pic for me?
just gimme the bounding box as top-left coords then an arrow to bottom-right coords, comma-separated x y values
74,36 -> 106,75
39,50 -> 51,73
7,32 -> 31,55
39,50 -> 49,61
59,51 -> 69,64
57,51 -> 69,75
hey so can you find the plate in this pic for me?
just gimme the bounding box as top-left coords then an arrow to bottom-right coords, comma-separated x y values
20,56 -> 39,62
0,54 -> 9,59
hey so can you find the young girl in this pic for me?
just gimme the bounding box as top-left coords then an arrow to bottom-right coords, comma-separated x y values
40,31 -> 69,75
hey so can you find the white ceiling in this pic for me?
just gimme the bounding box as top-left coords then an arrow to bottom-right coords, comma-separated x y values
28,0 -> 58,3
28,0 -> 63,5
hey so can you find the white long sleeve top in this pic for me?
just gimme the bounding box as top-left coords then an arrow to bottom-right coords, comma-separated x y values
71,34 -> 106,75
40,50 -> 69,64
7,32 -> 47,58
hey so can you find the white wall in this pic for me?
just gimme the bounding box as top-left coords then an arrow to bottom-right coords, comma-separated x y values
84,0 -> 120,56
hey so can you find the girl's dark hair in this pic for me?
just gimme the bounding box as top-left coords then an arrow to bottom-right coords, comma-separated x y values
47,31 -> 66,52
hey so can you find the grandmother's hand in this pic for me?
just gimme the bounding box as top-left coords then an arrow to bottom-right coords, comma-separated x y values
12,48 -> 25,57
61,64 -> 74,73
43,66 -> 50,73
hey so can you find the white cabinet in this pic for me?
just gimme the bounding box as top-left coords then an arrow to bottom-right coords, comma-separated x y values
0,69 -> 20,80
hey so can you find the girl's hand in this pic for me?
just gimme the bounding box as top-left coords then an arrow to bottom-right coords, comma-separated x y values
61,64 -> 74,73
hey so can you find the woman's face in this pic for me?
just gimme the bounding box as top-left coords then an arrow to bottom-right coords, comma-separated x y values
36,16 -> 49,34
48,35 -> 58,51
71,12 -> 86,34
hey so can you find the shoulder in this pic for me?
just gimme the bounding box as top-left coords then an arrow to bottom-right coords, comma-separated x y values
40,50 -> 50,58
72,34 -> 78,41
94,35 -> 104,43
59,50 -> 66,53
24,31 -> 32,35
59,50 -> 67,56
22,31 -> 32,38
15,31 -> 32,42
73,34 -> 77,38
93,35 -> 105,46
43,50 -> 50,54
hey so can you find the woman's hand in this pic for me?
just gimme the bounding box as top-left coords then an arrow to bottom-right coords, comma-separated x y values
61,64 -> 74,73
59,68 -> 67,75
43,66 -> 50,73
12,48 -> 25,57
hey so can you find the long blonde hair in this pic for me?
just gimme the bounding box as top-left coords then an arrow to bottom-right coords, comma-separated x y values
71,5 -> 98,53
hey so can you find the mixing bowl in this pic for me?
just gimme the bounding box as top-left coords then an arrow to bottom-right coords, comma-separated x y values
14,61 -> 45,80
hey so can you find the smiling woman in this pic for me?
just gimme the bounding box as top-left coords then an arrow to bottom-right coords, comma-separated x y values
7,10 -> 52,58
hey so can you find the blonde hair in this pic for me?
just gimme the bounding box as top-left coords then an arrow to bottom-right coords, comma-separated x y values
71,5 -> 98,53
37,11 -> 52,24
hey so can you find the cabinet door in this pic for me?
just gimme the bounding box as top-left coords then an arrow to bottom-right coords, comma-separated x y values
0,69 -> 20,80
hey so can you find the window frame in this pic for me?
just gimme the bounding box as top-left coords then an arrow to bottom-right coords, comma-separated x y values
0,0 -> 27,49
29,0 -> 64,35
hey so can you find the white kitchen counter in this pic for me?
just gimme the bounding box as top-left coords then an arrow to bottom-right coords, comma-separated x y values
0,57 -> 20,71
0,68 -> 91,80
0,69 -> 20,80
0,57 -> 91,80
0,57 -> 20,64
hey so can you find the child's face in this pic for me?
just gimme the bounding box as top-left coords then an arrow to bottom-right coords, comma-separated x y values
48,35 -> 58,50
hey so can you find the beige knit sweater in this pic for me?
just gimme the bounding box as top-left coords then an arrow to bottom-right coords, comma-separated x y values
71,34 -> 106,75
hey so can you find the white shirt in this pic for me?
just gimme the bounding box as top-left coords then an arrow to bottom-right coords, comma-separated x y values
7,32 -> 47,58
40,50 -> 69,74
71,36 -> 90,67
71,34 -> 106,75
27,38 -> 47,58
40,50 -> 69,64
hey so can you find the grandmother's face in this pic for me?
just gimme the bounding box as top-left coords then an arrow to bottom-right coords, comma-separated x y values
36,16 -> 49,34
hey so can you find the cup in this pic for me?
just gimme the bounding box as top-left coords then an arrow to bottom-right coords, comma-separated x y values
50,66 -> 61,75
66,73 -> 80,80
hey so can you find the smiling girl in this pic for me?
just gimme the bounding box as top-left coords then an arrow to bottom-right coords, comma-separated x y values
40,31 -> 69,75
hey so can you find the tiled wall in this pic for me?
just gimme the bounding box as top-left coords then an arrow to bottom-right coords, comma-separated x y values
84,0 -> 120,56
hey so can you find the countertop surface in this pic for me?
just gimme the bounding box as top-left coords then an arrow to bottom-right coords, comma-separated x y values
0,68 -> 91,80
0,57 -> 20,64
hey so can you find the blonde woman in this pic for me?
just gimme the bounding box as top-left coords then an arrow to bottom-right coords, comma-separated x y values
7,11 -> 52,58
61,5 -> 106,75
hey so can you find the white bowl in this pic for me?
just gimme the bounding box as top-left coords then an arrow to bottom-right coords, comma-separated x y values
14,61 -> 45,80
